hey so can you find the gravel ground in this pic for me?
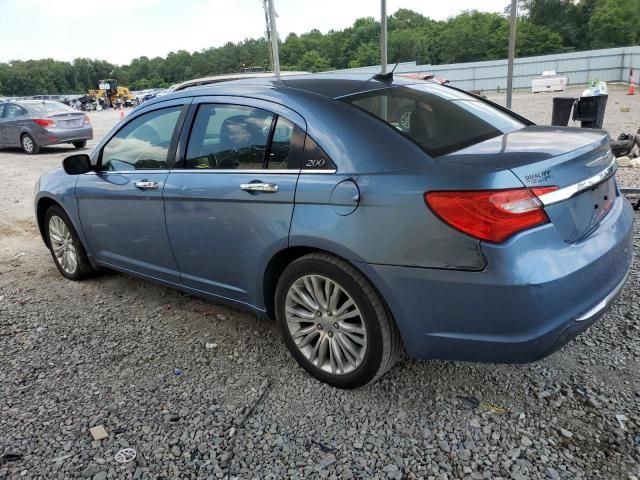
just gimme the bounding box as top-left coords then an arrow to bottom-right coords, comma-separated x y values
1,96 -> 640,480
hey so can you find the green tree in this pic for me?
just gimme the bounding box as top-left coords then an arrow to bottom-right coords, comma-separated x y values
438,11 -> 509,63
588,0 -> 640,48
298,50 -> 331,72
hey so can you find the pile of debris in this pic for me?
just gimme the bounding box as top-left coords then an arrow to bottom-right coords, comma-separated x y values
611,128 -> 640,167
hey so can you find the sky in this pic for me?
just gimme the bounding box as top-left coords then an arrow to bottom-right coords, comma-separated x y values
0,0 -> 508,65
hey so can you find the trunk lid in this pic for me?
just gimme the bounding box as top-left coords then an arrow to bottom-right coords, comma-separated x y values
441,125 -> 616,243
49,112 -> 86,129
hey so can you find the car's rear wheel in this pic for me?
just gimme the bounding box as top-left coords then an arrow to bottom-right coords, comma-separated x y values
21,133 -> 40,154
44,206 -> 94,280
275,253 -> 402,388
72,141 -> 87,149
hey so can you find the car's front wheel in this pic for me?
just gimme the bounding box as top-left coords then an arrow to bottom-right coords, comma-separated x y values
44,206 -> 95,280
275,253 -> 402,388
72,141 -> 87,149
21,133 -> 40,154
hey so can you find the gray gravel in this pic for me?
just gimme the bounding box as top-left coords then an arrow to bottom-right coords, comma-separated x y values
1,95 -> 640,479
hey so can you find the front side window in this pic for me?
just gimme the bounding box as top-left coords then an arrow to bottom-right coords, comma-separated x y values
101,106 -> 182,171
185,104 -> 273,170
343,84 -> 525,157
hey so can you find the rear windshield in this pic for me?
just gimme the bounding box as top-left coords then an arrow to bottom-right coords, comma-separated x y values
342,84 -> 525,157
26,101 -> 73,113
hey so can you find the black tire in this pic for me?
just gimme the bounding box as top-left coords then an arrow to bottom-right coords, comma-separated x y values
72,140 -> 87,149
21,133 -> 40,154
44,205 -> 95,280
275,252 -> 402,388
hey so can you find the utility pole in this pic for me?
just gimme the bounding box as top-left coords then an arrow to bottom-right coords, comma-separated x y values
506,0 -> 518,109
262,0 -> 273,71
380,0 -> 388,73
267,0 -> 280,77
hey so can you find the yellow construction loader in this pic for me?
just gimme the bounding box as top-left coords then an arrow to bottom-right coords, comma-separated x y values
88,79 -> 139,109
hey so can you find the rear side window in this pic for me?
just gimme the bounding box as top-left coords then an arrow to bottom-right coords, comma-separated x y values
184,104 -> 304,170
268,116 -> 306,170
185,104 -> 272,169
342,85 -> 524,157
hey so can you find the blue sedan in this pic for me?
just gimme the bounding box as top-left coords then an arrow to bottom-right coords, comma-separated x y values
34,74 -> 634,388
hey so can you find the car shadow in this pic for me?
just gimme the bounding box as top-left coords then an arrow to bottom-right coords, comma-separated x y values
0,146 -> 85,155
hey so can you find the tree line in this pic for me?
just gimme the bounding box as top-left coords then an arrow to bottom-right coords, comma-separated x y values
1,0 -> 638,96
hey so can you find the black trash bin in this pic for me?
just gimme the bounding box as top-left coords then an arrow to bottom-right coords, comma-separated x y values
551,97 -> 576,126
572,94 -> 608,129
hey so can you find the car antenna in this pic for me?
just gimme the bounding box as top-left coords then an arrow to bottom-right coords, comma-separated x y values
373,60 -> 400,82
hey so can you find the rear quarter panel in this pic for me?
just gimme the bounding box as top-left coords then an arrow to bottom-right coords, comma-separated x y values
289,97 -> 525,270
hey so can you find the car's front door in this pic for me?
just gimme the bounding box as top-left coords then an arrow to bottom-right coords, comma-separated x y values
75,101 -> 188,283
163,98 -> 305,307
1,103 -> 29,146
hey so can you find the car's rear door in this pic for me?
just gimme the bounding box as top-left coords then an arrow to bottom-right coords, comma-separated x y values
164,97 -> 305,308
75,99 -> 189,283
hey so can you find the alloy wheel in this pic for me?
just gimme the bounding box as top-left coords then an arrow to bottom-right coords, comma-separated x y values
285,274 -> 367,375
48,215 -> 78,275
22,136 -> 34,153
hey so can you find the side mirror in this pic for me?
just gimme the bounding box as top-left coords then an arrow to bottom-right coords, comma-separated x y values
62,154 -> 92,175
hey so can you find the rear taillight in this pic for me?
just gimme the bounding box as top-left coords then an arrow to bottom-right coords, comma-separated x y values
84,115 -> 90,125
424,187 -> 558,243
32,118 -> 56,127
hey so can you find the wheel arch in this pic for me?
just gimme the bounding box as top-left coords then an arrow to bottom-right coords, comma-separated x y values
36,197 -> 62,247
262,246 -> 397,331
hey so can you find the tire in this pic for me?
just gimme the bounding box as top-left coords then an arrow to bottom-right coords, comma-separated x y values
72,141 -> 87,149
275,252 -> 402,388
21,133 -> 40,154
44,205 -> 94,281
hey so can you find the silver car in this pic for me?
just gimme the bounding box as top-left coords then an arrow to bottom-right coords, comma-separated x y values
0,100 -> 93,154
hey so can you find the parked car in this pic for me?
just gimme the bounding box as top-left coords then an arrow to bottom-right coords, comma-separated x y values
32,94 -> 65,102
0,100 -> 92,154
35,74 -> 633,388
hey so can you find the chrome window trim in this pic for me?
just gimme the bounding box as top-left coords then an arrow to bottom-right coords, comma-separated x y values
300,169 -> 337,174
168,169 -> 299,174
536,157 -> 617,206
87,168 -> 337,175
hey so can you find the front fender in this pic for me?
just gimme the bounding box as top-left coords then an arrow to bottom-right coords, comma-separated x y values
35,168 -> 85,249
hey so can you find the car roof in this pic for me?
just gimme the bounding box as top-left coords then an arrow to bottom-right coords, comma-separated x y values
151,73 -> 425,106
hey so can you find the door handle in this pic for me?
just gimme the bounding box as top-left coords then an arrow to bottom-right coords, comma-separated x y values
240,183 -> 278,193
134,181 -> 160,190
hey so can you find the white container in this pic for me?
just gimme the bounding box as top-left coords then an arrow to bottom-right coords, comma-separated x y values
531,71 -> 568,93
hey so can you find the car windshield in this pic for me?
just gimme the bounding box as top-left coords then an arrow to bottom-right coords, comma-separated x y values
27,101 -> 73,113
342,84 -> 525,157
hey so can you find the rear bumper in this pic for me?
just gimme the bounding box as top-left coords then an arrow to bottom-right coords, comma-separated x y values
358,195 -> 634,363
34,126 -> 93,146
